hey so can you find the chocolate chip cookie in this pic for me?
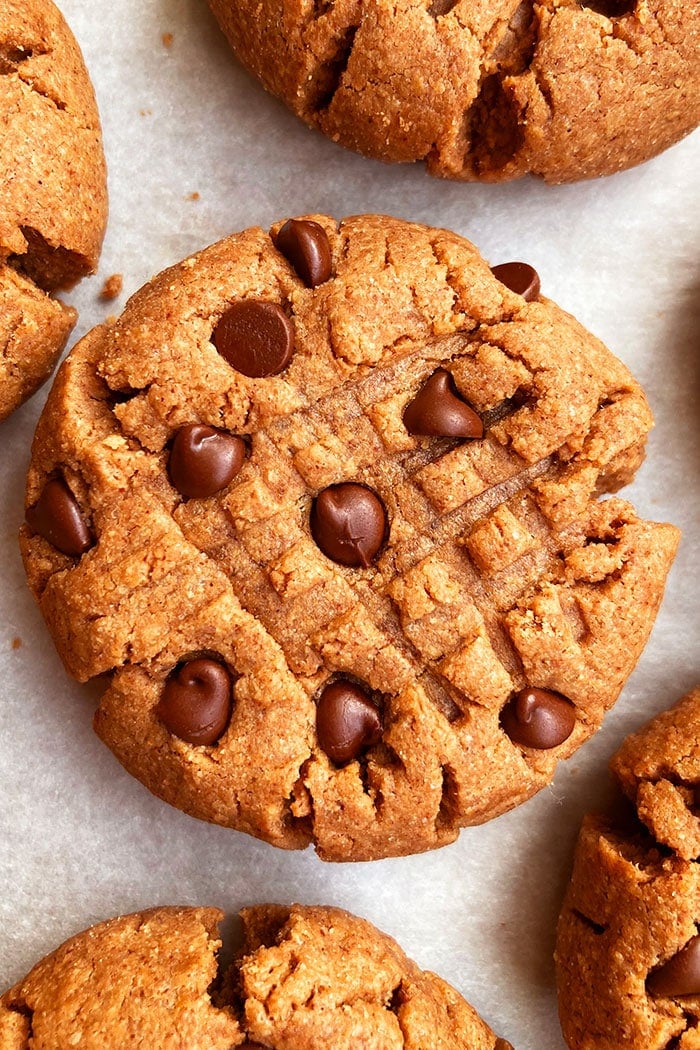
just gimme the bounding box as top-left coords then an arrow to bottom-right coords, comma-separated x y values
0,903 -> 512,1048
20,214 -> 679,861
0,0 -> 107,422
207,0 -> 700,183
556,685 -> 700,1050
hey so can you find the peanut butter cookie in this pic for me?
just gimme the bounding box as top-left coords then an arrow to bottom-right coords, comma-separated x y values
0,903 -> 511,1048
207,0 -> 700,183
556,686 -> 700,1049
0,0 -> 107,422
20,214 -> 679,860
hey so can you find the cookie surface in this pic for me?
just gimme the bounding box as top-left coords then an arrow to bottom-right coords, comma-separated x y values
0,903 -> 511,1048
0,0 -> 107,422
20,214 -> 679,861
556,686 -> 700,1050
207,0 -> 699,183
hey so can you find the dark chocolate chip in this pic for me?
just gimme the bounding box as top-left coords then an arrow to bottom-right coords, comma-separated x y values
403,369 -> 484,438
25,477 -> 92,557
275,219 -> 332,288
316,679 -> 383,764
212,300 -> 294,377
647,934 -> 700,998
491,262 -> 541,301
156,658 -> 233,746
500,687 -> 576,749
310,483 -> 387,568
169,424 -> 245,499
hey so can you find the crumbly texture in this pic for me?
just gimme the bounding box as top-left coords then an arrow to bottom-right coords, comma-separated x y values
207,0 -> 700,183
20,214 -> 679,861
0,0 -> 107,422
0,904 -> 511,1049
556,686 -> 700,1050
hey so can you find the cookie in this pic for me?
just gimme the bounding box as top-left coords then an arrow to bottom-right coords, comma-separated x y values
0,0 -> 107,422
556,685 -> 700,1050
0,903 -> 512,1048
20,214 -> 679,861
207,0 -> 700,183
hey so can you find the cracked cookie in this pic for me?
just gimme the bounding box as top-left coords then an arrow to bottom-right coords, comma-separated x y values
207,0 -> 700,183
0,903 -> 512,1048
20,213 -> 679,861
556,685 -> 700,1050
0,0 -> 107,422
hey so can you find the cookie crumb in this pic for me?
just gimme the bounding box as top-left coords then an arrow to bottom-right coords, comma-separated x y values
162,32 -> 174,48
11,637 -> 22,650
99,274 -> 123,301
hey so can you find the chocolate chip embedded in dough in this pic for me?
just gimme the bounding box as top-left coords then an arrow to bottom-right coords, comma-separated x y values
490,262 -> 541,302
168,424 -> 246,499
647,934 -> 700,998
25,477 -> 93,557
310,483 -> 387,568
316,679 -> 383,764
156,658 -> 233,745
275,218 -> 333,288
212,300 -> 294,377
403,369 -> 484,438
500,687 -> 576,749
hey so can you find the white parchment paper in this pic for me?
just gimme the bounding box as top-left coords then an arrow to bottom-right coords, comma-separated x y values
0,2 -> 698,1046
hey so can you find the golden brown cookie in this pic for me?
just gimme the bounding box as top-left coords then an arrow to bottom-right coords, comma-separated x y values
556,685 -> 700,1050
0,903 -> 511,1048
20,214 -> 679,861
0,0 -> 107,422
207,0 -> 700,183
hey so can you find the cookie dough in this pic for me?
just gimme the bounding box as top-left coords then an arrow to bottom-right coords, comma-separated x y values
207,0 -> 700,183
556,685 -> 700,1050
0,0 -> 107,422
20,214 -> 679,861
0,903 -> 511,1048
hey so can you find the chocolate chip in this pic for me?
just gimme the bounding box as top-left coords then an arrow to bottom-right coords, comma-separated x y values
647,934 -> 700,998
169,424 -> 245,499
212,300 -> 294,377
25,477 -> 92,557
156,658 -> 233,746
491,262 -> 541,301
310,483 -> 387,568
316,679 -> 383,764
275,218 -> 332,288
403,369 -> 484,438
500,687 -> 576,749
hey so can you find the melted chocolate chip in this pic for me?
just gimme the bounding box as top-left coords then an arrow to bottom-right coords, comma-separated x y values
316,679 -> 383,764
25,477 -> 92,557
403,370 -> 484,438
212,300 -> 294,377
647,934 -> 700,998
275,219 -> 332,288
156,658 -> 233,745
310,483 -> 387,568
491,262 -> 541,301
500,687 -> 576,749
169,424 -> 245,499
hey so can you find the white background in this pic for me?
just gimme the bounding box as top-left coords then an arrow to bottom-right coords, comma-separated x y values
0,2 -> 698,1046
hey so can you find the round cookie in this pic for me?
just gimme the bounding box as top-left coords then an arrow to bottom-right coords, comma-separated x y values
0,0 -> 107,422
206,0 -> 700,183
556,686 -> 700,1050
20,214 -> 679,861
0,903 -> 512,1048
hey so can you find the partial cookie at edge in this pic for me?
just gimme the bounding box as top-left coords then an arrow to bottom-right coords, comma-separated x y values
0,904 -> 512,1049
0,0 -> 107,421
556,686 -> 700,1050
